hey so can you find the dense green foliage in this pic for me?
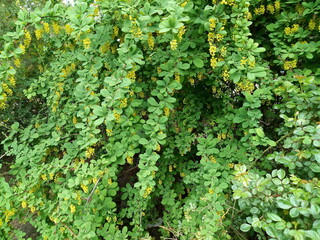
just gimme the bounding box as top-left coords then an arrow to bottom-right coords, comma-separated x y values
0,0 -> 320,239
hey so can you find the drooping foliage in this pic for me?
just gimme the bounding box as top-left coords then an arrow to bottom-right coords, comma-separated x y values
0,0 -> 320,239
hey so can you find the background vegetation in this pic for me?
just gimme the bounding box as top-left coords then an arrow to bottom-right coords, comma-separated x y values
0,0 -> 319,239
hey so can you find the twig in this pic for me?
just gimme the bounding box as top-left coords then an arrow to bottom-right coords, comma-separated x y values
62,223 -> 77,238
0,153 -> 7,160
85,177 -> 101,204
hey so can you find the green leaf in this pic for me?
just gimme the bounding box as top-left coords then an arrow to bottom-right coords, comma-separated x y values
310,163 -> 320,173
240,223 -> 251,232
277,199 -> 292,209
267,213 -> 282,221
193,58 -> 204,68
255,128 -> 265,138
139,138 -> 149,145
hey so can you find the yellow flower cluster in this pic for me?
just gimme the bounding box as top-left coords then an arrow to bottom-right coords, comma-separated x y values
65,24 -> 73,35
170,39 -> 178,50
85,147 -> 95,158
266,4 -> 275,14
222,69 -> 230,81
130,18 -> 143,38
220,0 -> 235,6
244,11 -> 252,20
43,22 -> 50,33
2,83 -> 13,96
120,98 -> 127,108
209,188 -> 214,194
126,156 -> 133,165
41,174 -> 47,181
163,107 -> 170,116
4,209 -> 15,222
60,64 -> 75,78
189,77 -> 195,86
21,201 -> 27,208
275,1 -> 280,11
284,59 -> 297,70
52,22 -> 60,34
83,38 -> 91,49
254,5 -> 265,15
209,18 -> 216,31
35,29 -> 44,40
236,79 -> 255,92
13,58 -> 21,67
308,19 -> 316,30
228,163 -> 234,168
155,144 -> 161,152
100,42 -> 110,53
9,76 -> 16,86
19,44 -> 26,54
143,186 -> 153,198
178,26 -> 186,40
106,129 -> 113,136
114,112 -> 121,122
81,183 -> 89,193
147,33 -> 155,49
209,155 -> 216,163
24,30 -> 31,47
210,57 -> 217,69
113,26 -> 119,37
70,204 -> 76,213
126,70 -> 136,81
284,24 -> 299,35
220,46 -> 227,57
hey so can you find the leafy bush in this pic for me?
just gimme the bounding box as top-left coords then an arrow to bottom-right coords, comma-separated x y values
0,0 -> 319,239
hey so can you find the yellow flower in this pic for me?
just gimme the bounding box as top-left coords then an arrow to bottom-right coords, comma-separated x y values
267,4 -> 275,14
14,58 -> 21,67
108,178 -> 112,185
209,155 -> 216,163
143,186 -> 153,198
113,26 -> 119,37
170,39 -> 178,50
43,22 -> 50,33
155,144 -> 161,152
81,183 -> 88,193
163,107 -> 170,117
308,19 -> 316,30
284,59 -> 297,70
274,1 -> 280,11
85,147 -> 95,158
35,29 -> 44,40
178,26 -> 186,40
52,22 -> 60,34
147,33 -> 155,49
126,156 -> 133,165
209,189 -> 214,194
41,174 -> 47,181
209,45 -> 217,56
65,24 -> 73,34
22,201 -> 27,208
114,112 -> 121,122
106,129 -> 113,136
210,57 -> 217,69
209,18 -> 216,31
19,44 -> 26,54
70,204 -> 76,213
169,165 -> 173,172
24,30 -> 31,47
83,38 -> 91,49
9,76 -> 16,86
